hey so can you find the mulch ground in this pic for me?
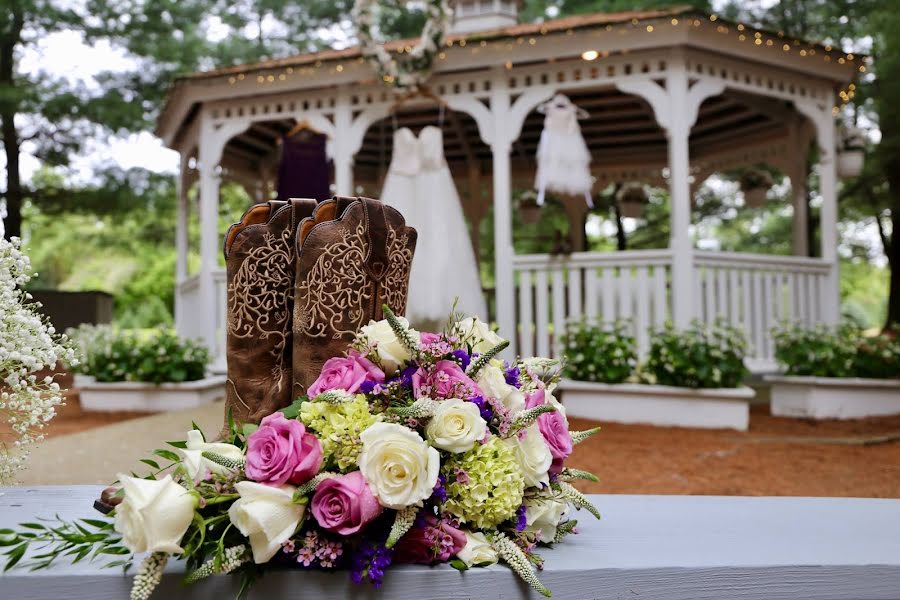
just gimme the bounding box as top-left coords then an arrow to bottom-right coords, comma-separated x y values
7,371 -> 900,497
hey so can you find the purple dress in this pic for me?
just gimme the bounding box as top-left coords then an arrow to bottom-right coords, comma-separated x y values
276,132 -> 331,201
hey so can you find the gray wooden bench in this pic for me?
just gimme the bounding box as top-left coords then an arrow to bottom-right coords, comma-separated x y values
1,486 -> 899,599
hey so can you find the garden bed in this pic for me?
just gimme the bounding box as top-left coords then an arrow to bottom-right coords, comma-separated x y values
558,379 -> 754,431
78,375 -> 227,412
766,376 -> 900,420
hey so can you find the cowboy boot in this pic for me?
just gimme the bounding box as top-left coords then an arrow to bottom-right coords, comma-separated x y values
292,196 -> 417,397
223,198 -> 318,425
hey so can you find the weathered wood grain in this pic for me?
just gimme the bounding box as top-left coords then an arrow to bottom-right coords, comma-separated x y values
1,487 -> 899,599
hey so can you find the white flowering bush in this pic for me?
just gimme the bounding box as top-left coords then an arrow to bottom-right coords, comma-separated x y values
0,238 -> 75,482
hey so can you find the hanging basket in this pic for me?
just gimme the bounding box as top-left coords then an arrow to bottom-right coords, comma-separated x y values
837,149 -> 865,178
616,184 -> 648,219
743,187 -> 767,208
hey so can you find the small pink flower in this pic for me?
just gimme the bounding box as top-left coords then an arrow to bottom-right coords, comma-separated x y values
245,413 -> 323,486
393,514 -> 466,564
308,353 -> 385,397
412,360 -> 482,399
310,471 -> 382,535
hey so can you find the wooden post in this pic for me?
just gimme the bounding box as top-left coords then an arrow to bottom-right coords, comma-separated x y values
490,71 -> 515,350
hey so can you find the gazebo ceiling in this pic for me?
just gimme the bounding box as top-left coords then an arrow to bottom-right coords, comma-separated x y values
219,83 -> 792,186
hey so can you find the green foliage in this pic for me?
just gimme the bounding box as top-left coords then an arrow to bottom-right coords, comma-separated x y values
645,320 -> 749,389
773,323 -> 900,379
72,326 -> 209,384
562,320 -> 637,383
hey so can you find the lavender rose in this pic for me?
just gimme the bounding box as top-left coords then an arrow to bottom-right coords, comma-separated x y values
310,471 -> 382,535
526,389 -> 573,475
245,413 -> 323,486
412,360 -> 482,400
308,353 -> 385,397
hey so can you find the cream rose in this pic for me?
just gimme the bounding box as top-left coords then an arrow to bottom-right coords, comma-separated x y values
525,498 -> 568,543
114,474 -> 196,555
229,481 -> 305,564
456,317 -> 505,354
361,318 -> 420,373
426,399 -> 487,453
505,424 -> 552,488
358,422 -> 439,509
456,531 -> 499,567
476,363 -> 525,414
180,429 -> 244,480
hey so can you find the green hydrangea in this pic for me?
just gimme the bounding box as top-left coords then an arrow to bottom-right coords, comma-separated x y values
443,437 -> 525,529
299,395 -> 379,472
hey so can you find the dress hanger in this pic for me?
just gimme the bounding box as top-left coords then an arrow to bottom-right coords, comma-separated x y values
280,119 -> 323,144
389,86 -> 448,130
537,94 -> 590,120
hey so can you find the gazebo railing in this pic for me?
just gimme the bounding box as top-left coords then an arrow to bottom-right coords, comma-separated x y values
511,250 -> 831,370
513,250 -> 674,358
692,251 -> 831,365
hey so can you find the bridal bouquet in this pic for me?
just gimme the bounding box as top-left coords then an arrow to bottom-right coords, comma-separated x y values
0,308 -> 600,598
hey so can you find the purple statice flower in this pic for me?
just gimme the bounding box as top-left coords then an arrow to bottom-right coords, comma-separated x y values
451,349 -> 471,370
431,474 -> 447,503
359,379 -> 377,394
515,504 -> 528,531
504,363 -> 521,388
351,540 -> 393,588
398,364 -> 418,389
469,395 -> 493,422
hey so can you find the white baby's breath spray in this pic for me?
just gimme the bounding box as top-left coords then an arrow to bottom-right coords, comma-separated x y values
0,238 -> 74,482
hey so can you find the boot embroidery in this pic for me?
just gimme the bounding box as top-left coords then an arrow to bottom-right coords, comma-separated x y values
384,226 -> 414,315
227,228 -> 294,392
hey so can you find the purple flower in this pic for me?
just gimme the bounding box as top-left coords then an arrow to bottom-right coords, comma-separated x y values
351,540 -> 393,587
469,395 -> 493,422
515,505 -> 528,531
504,364 -> 521,388
451,349 -> 471,369
245,413 -> 323,486
359,379 -> 377,394
431,474 -> 447,503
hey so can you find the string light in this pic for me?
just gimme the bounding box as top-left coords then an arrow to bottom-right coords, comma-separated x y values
214,13 -> 862,91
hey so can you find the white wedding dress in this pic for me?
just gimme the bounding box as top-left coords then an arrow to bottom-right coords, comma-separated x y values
381,126 -> 487,328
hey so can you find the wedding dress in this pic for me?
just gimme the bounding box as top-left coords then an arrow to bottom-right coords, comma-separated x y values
381,126 -> 487,328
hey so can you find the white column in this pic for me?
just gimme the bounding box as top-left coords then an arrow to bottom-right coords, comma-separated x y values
197,115 -> 222,353
333,89 -> 354,196
666,67 -> 695,328
490,73 -> 516,351
175,154 -> 190,282
817,112 -> 840,324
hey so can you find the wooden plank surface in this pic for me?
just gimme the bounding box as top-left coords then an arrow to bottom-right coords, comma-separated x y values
1,487 -> 899,599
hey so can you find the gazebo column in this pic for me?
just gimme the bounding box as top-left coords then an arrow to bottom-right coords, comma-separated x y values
333,89 -> 354,196
489,74 -> 515,349
797,98 -> 840,324
618,64 -> 724,328
174,154 -> 190,332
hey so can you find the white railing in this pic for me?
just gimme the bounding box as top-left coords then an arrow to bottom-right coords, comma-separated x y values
693,251 -> 831,364
512,250 -> 833,369
514,250 -> 673,358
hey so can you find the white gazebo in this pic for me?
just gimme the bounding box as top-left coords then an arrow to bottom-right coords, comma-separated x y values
155,5 -> 861,372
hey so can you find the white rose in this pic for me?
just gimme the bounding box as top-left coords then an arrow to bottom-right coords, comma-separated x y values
456,531 -> 499,567
456,317 -> 505,354
180,429 -> 244,480
476,363 -> 525,414
426,398 -> 487,453
505,425 -> 552,488
114,474 -> 196,554
525,498 -> 568,543
361,318 -> 420,373
358,422 -> 439,509
229,481 -> 305,564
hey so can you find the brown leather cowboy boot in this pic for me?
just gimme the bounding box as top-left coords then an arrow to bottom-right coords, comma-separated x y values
223,198 -> 318,425
292,196 -> 417,397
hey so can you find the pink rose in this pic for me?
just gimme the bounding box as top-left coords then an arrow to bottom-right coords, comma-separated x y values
308,354 -> 385,397
419,332 -> 442,345
526,389 -> 572,475
245,413 -> 323,486
412,360 -> 482,399
393,514 -> 466,564
310,471 -> 382,535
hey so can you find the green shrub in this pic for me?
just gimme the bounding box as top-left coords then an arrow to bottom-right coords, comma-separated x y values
645,320 -> 749,389
562,320 -> 637,383
772,324 -> 857,378
773,323 -> 900,379
67,325 -> 209,384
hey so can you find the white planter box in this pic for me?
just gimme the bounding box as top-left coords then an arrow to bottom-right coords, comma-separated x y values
766,375 -> 900,420
558,379 -> 754,431
72,374 -> 95,388
78,375 -> 226,412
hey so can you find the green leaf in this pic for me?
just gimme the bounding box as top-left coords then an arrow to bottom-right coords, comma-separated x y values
278,399 -> 304,419
20,523 -> 45,530
166,440 -> 188,449
4,543 -> 28,571
242,423 -> 259,437
450,558 -> 469,571
153,449 -> 180,462
140,459 -> 161,470
81,519 -> 113,530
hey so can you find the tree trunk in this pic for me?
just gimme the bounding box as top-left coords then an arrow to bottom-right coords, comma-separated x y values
0,7 -> 23,241
884,164 -> 900,329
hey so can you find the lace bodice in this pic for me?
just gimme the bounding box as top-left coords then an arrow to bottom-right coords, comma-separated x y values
387,126 -> 447,176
